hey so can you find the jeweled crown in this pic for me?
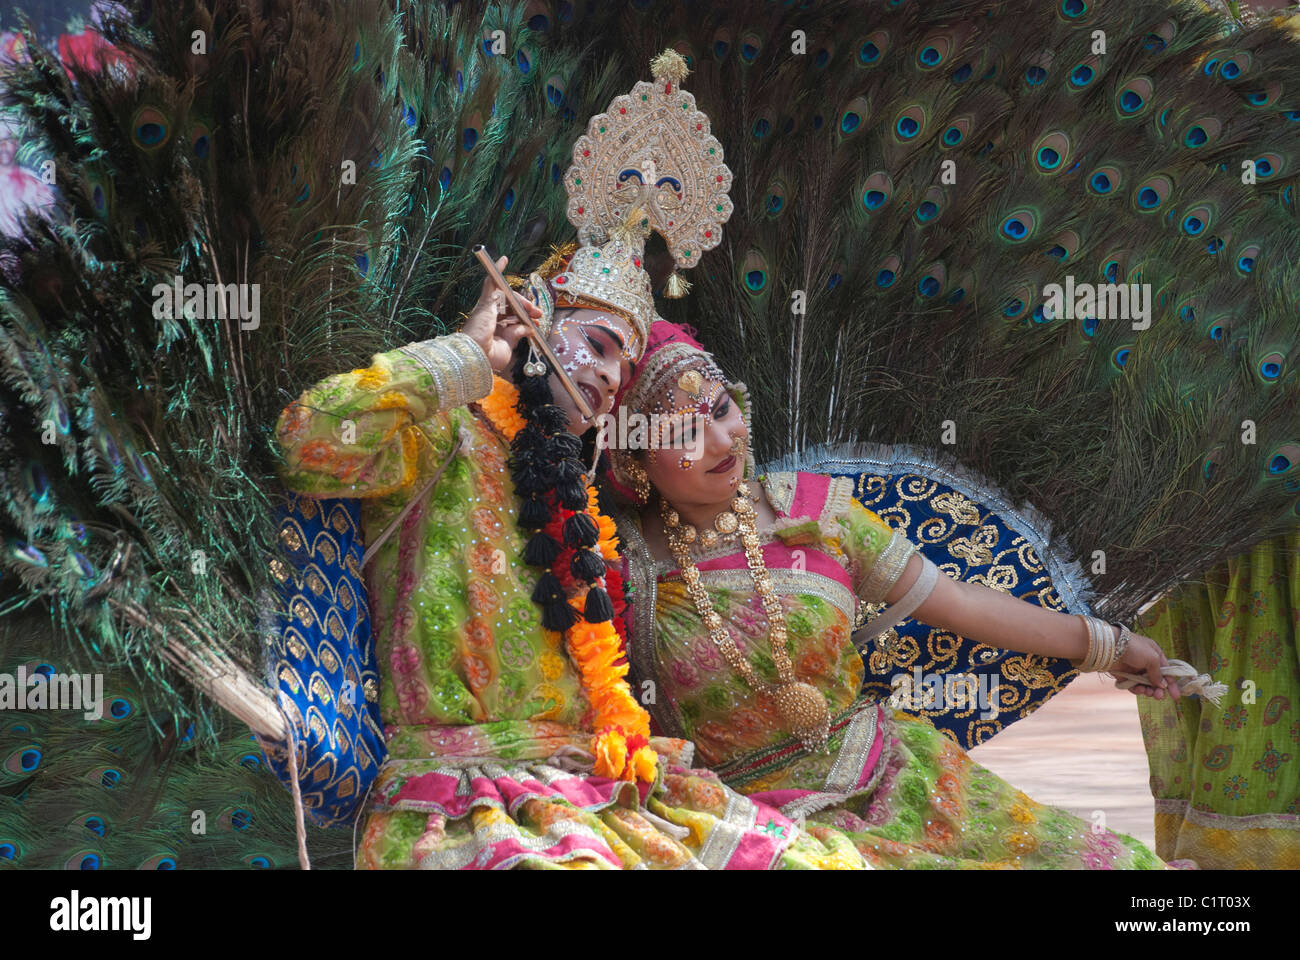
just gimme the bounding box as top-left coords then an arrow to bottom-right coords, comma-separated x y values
539,49 -> 732,353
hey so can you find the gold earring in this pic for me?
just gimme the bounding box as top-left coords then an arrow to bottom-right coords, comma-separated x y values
626,459 -> 652,504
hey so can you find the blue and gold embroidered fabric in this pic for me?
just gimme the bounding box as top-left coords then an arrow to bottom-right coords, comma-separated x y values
807,446 -> 1094,748
264,493 -> 385,828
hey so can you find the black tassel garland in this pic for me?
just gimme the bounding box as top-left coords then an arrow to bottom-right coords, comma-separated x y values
570,547 -> 606,581
533,405 -> 570,432
531,571 -> 568,606
563,512 -> 598,547
583,586 -> 614,624
524,531 -> 562,567
556,479 -> 588,511
541,598 -> 580,632
519,496 -> 551,528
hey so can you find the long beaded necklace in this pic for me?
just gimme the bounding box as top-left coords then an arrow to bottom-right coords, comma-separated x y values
660,481 -> 831,753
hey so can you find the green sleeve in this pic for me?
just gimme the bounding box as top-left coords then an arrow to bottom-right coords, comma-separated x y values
273,332 -> 492,499
840,499 -> 919,604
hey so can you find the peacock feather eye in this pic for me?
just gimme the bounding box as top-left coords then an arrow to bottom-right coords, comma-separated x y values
1253,153 -> 1284,179
1181,203 -> 1214,236
107,696 -> 134,721
916,33 -> 954,70
1132,174 -> 1172,211
545,74 -> 566,108
1115,76 -> 1154,117
131,106 -> 170,152
1068,60 -> 1097,89
1218,51 -> 1251,80
1079,314 -> 1099,337
190,122 -> 210,160
1145,21 -> 1176,53
1024,64 -> 1048,87
65,850 -> 101,870
463,110 -> 482,152
916,261 -> 946,298
859,171 -> 893,211
1059,0 -> 1087,18
1180,117 -> 1221,149
1033,131 -> 1071,174
83,816 -> 107,837
951,62 -> 973,84
1206,317 -> 1228,341
0,842 -> 20,861
856,31 -> 889,67
998,208 -> 1038,242
4,744 -> 41,775
874,254 -> 902,289
1043,230 -> 1079,261
1245,81 -> 1282,108
24,462 -> 49,505
1202,445 -> 1224,481
11,541 -> 47,567
1111,345 -> 1132,370
712,26 -> 730,61
1266,443 -> 1300,475
752,112 -> 773,139
814,41 -> 834,69
765,177 -> 789,218
914,186 -> 944,225
740,249 -> 769,295
941,117 -> 970,148
1235,243 -> 1260,276
1177,298 -> 1198,322
439,164 -> 452,191
245,854 -> 274,869
139,853 -> 178,870
840,96 -> 869,136
1087,165 -> 1122,196
1257,352 -> 1286,384
893,104 -> 926,141
740,31 -> 762,63
515,46 -> 532,75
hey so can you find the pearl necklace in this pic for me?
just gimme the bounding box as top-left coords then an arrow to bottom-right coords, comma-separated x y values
661,482 -> 831,753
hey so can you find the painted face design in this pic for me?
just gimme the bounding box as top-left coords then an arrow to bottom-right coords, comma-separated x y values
550,308 -> 640,376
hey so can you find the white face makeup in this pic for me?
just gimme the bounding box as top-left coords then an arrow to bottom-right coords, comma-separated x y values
545,309 -> 639,433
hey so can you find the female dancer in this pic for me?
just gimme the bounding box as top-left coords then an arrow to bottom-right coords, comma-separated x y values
609,322 -> 1196,868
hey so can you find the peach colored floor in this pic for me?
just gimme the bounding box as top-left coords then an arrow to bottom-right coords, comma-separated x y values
967,676 -> 1157,849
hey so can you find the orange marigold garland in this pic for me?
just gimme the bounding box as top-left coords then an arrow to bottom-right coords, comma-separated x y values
476,376 -> 654,783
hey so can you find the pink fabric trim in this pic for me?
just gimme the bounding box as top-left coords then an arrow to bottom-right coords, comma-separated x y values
727,803 -> 795,869
383,769 -> 621,818
788,472 -> 831,520
856,704 -> 887,790
690,540 -> 854,594
476,832 -> 622,870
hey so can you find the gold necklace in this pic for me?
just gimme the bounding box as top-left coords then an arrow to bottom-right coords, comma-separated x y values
661,483 -> 831,753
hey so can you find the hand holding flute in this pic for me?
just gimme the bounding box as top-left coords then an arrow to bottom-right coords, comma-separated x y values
463,254 -> 544,373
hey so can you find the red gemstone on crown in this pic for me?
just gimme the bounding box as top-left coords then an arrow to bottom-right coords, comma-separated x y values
555,276 -> 567,284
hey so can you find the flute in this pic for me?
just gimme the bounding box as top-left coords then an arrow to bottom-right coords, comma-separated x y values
472,244 -> 595,422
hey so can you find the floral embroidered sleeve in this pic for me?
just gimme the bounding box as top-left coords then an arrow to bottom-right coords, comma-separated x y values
274,332 -> 492,498
839,499 -> 919,604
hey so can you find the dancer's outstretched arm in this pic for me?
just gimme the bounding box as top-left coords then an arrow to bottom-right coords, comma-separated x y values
886,551 -> 1180,700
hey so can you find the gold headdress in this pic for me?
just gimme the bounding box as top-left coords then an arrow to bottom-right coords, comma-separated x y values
516,49 -> 733,358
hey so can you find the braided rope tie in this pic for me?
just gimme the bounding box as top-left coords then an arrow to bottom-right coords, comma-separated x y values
1111,660 -> 1229,707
